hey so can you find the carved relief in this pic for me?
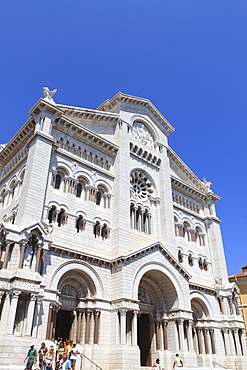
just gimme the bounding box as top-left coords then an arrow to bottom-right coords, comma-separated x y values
138,287 -> 151,304
132,122 -> 154,149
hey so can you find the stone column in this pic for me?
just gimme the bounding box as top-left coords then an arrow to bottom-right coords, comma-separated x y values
155,321 -> 160,350
132,311 -> 138,346
25,294 -> 37,336
147,212 -> 152,234
6,290 -> 21,334
46,304 -> 53,340
94,310 -> 100,344
187,320 -> 194,351
18,240 -> 27,268
85,311 -> 91,344
240,330 -> 247,355
120,309 -> 127,345
133,207 -> 137,230
2,241 -> 11,269
196,328 -> 203,354
223,329 -> 230,355
32,296 -> 43,338
35,245 -> 42,273
228,297 -> 234,315
209,329 -> 216,354
162,320 -> 168,350
177,319 -> 185,350
0,292 -> 11,334
203,329 -> 209,354
218,297 -> 224,314
76,310 -> 83,343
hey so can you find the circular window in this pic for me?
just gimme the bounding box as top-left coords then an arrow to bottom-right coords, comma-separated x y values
130,170 -> 154,201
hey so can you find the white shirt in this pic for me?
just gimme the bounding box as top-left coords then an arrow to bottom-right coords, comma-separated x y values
70,347 -> 79,360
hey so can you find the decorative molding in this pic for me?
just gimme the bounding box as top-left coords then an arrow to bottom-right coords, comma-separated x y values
97,92 -> 175,136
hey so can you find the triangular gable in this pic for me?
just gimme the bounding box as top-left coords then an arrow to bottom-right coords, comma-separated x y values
97,92 -> 175,137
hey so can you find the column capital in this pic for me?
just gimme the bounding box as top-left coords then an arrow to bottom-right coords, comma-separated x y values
177,319 -> 184,325
11,290 -> 21,299
94,310 -> 100,316
119,308 -> 128,316
30,293 -> 38,301
19,239 -> 28,247
133,310 -> 139,317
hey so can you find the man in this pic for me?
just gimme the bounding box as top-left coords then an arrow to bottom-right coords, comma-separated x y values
55,354 -> 63,370
173,353 -> 183,368
38,342 -> 48,370
62,355 -> 72,370
70,342 -> 80,370
24,343 -> 37,370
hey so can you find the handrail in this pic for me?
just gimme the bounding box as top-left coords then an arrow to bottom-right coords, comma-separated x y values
80,353 -> 104,370
212,361 -> 227,369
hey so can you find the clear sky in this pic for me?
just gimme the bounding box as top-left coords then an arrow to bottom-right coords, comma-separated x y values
1,1 -> 246,275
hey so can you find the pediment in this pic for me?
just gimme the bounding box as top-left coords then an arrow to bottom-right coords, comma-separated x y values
97,92 -> 175,137
113,242 -> 191,280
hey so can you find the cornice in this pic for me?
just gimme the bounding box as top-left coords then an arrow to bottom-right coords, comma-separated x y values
168,147 -> 220,201
29,98 -> 64,117
49,242 -> 191,280
0,117 -> 35,165
57,104 -> 119,126
189,283 -> 216,294
54,116 -> 118,158
97,92 -> 175,136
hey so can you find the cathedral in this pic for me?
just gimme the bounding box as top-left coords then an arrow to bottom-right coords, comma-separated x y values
0,89 -> 246,369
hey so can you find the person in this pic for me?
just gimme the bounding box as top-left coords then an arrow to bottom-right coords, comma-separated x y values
44,346 -> 55,370
173,354 -> 183,368
24,343 -> 37,370
69,342 -> 80,370
152,358 -> 161,370
58,342 -> 65,357
61,355 -> 71,370
55,354 -> 63,370
66,340 -> 73,358
38,342 -> 48,370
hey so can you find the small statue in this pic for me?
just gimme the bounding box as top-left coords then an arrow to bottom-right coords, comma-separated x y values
215,275 -> 223,289
203,177 -> 212,190
42,87 -> 57,103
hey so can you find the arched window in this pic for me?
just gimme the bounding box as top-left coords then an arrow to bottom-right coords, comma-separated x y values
48,205 -> 57,223
55,174 -> 62,190
178,250 -> 183,263
183,222 -> 191,241
101,224 -> 110,240
203,259 -> 208,271
93,221 -> 101,238
76,215 -> 85,233
96,191 -> 102,205
57,209 -> 66,227
188,254 -> 194,266
198,257 -> 203,270
76,183 -> 82,198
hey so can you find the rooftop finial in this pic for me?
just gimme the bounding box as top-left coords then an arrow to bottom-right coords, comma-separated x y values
42,87 -> 57,104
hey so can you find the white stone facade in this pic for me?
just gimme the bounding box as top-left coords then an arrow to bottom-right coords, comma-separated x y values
0,91 -> 246,369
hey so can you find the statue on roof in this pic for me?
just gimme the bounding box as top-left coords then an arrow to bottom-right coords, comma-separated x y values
42,87 -> 57,104
203,177 -> 212,190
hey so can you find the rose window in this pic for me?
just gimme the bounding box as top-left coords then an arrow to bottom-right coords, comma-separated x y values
130,170 -> 154,201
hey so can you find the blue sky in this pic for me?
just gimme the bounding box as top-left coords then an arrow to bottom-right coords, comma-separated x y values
1,1 -> 246,275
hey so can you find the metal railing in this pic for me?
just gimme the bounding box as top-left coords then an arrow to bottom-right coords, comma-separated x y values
212,361 -> 228,369
79,353 -> 104,370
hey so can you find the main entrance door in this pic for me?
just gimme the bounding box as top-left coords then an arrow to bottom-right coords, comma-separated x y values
55,310 -> 72,340
137,313 -> 151,366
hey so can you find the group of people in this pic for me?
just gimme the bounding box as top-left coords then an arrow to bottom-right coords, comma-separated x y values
24,339 -> 80,370
152,354 -> 183,369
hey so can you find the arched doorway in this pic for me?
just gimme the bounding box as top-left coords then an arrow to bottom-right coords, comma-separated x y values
47,269 -> 99,343
138,313 -> 151,366
137,269 -> 178,366
55,310 -> 72,340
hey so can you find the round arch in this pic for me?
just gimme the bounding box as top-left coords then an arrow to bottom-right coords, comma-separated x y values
190,290 -> 213,318
48,260 -> 104,299
132,261 -> 185,310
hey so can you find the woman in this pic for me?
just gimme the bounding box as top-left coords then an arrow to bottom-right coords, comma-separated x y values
58,342 -> 65,357
44,346 -> 55,370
